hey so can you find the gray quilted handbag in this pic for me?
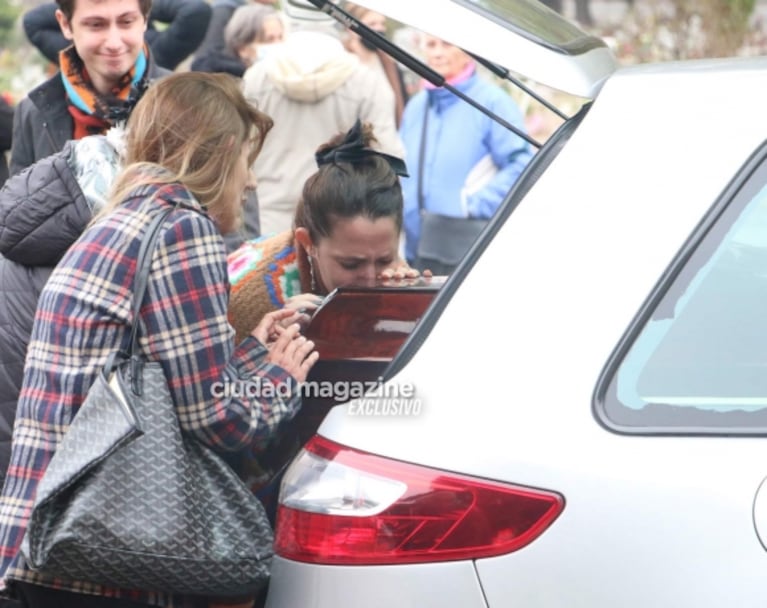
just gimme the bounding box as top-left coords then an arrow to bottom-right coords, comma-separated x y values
21,207 -> 273,597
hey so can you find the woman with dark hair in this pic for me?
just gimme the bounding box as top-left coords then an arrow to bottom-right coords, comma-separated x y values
227,119 -> 418,343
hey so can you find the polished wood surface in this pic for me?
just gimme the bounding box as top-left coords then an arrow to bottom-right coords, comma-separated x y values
257,276 -> 445,482
304,275 -> 446,360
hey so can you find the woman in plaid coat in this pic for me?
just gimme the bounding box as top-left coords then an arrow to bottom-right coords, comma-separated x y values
0,72 -> 317,608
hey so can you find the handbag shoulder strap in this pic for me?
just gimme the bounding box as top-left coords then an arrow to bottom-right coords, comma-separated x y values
417,97 -> 430,212
126,205 -> 175,393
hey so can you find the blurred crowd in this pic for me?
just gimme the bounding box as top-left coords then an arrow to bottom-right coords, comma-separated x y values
0,0 -> 535,257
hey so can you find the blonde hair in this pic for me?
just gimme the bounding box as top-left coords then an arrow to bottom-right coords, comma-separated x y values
104,72 -> 273,220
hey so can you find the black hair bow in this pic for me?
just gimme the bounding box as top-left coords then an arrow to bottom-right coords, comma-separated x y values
315,119 -> 409,177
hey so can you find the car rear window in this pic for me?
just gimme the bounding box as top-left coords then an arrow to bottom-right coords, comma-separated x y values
453,0 -> 606,54
596,146 -> 767,434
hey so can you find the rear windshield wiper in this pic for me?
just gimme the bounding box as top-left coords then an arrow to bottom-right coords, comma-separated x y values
304,0 -> 545,149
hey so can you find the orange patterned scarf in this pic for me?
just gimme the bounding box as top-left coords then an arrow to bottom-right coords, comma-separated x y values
59,44 -> 150,139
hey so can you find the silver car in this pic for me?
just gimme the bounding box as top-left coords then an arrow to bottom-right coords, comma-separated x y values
267,1 -> 767,606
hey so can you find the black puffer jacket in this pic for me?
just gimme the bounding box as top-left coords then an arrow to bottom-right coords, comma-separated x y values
0,140 -> 102,485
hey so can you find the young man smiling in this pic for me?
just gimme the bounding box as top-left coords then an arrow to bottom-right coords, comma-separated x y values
9,0 -> 168,176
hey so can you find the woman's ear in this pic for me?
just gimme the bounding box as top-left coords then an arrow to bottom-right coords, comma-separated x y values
294,227 -> 315,256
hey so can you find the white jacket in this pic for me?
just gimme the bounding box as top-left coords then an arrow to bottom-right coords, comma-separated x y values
242,31 -> 405,236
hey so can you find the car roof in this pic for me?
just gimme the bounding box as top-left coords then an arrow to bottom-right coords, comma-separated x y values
329,0 -> 619,98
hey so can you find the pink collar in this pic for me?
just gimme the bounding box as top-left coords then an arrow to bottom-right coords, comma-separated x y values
423,60 -> 476,90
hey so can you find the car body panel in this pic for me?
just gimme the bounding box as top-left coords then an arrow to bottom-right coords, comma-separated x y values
473,451 -> 767,606
267,57 -> 767,607
324,0 -> 618,98
317,56 -> 767,470
265,556 -> 488,608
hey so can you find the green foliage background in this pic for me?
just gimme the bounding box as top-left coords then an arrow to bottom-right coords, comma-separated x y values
0,0 -> 19,34
0,0 -> 26,98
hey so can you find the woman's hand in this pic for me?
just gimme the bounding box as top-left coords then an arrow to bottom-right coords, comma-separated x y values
265,323 -> 319,383
279,293 -> 325,329
378,260 -> 433,281
250,309 -> 295,344
250,310 -> 319,382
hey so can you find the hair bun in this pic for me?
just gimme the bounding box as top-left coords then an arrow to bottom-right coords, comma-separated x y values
314,119 -> 408,177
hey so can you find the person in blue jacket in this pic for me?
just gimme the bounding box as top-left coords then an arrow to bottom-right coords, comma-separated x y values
399,34 -> 534,275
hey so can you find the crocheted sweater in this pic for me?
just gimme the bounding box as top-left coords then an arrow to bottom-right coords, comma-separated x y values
227,230 -> 311,343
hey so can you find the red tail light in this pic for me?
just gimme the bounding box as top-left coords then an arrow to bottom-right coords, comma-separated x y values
275,435 -> 564,565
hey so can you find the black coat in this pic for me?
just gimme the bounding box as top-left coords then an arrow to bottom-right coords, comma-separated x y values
22,0 -> 212,70
0,140 -> 95,485
0,98 -> 11,187
191,49 -> 247,78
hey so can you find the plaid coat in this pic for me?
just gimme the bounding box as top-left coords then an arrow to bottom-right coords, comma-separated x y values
0,179 -> 300,605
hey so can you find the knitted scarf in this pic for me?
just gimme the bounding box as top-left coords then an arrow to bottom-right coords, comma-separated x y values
227,231 -> 313,344
59,44 -> 150,139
